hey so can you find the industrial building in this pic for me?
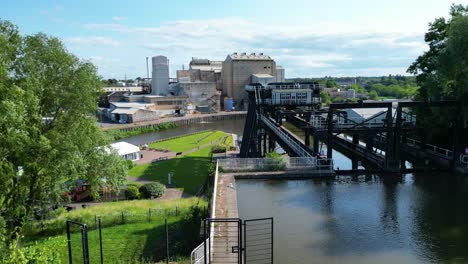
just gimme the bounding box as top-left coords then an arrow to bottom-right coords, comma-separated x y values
222,52 -> 285,109
151,55 -> 169,95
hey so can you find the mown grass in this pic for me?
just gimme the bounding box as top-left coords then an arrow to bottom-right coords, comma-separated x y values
25,199 -> 207,263
149,130 -> 227,153
129,147 -> 213,195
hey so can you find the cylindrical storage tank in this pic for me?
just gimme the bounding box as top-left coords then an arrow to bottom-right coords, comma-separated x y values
224,97 -> 233,111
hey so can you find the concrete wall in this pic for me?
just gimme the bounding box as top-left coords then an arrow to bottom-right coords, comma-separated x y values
222,59 -> 276,109
275,67 -> 285,82
133,109 -> 160,122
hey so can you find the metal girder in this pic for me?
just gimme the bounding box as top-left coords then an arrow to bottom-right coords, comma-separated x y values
329,102 -> 393,109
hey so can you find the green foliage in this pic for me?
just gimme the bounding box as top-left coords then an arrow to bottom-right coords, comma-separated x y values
125,186 -> 141,200
126,159 -> 135,170
407,4 -> 468,144
211,145 -> 227,153
369,90 -> 379,100
320,91 -> 331,105
139,182 -> 166,199
325,78 -> 338,88
104,123 -> 177,140
22,198 -> 205,238
0,19 -> 128,241
264,152 -> 287,171
24,199 -> 207,263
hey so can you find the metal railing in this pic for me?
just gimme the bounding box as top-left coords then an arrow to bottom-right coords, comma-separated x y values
191,239 -> 209,264
257,98 -> 321,105
217,157 -> 334,172
260,115 -> 313,158
406,138 -> 453,158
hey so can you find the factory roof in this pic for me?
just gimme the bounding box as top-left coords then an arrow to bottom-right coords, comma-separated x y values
226,52 -> 272,61
110,102 -> 154,108
111,108 -> 139,115
110,142 -> 140,156
189,58 -> 223,72
252,74 -> 274,78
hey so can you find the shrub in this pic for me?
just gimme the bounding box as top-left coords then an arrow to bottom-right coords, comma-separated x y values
211,145 -> 227,153
125,159 -> 134,170
124,186 -> 140,200
139,182 -> 166,199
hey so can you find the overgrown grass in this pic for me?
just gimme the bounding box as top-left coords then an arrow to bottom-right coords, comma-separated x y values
129,147 -> 213,195
25,199 -> 206,263
104,123 -> 177,140
23,198 -> 207,238
149,130 -> 227,153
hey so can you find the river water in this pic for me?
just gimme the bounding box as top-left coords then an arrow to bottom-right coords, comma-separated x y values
121,119 -> 468,263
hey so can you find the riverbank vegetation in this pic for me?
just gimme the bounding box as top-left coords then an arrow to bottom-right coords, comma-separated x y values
104,123 -> 178,140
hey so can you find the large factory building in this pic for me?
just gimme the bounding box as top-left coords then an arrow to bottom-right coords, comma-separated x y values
222,53 -> 283,109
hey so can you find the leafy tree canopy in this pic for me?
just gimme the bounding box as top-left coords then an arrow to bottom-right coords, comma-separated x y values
0,20 -> 127,240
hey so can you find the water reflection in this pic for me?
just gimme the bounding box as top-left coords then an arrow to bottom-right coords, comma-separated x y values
236,173 -> 468,264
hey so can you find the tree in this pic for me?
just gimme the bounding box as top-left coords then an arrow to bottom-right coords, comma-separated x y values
408,4 -> 467,102
320,91 -> 331,105
325,78 -> 338,88
407,4 -> 468,147
369,90 -> 378,100
0,20 -> 127,240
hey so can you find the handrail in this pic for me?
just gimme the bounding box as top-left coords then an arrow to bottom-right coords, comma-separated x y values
260,115 -> 313,158
191,239 -> 208,264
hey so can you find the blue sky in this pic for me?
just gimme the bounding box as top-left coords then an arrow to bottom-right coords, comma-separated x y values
1,0 -> 460,78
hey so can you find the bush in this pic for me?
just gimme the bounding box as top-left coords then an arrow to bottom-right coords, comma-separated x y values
124,186 -> 140,200
211,145 -> 226,153
125,159 -> 134,170
139,182 -> 166,199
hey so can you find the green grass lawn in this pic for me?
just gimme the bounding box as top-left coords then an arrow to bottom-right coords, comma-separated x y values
25,198 -> 207,263
129,147 -> 213,195
149,130 -> 227,153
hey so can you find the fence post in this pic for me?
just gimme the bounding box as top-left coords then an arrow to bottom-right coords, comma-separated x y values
66,221 -> 73,264
81,224 -> 89,264
175,206 -> 178,216
148,208 -> 151,222
121,212 -> 125,224
165,218 -> 169,264
99,218 -> 103,264
95,215 -> 97,228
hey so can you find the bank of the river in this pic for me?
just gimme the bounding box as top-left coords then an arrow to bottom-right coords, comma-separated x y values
102,111 -> 246,131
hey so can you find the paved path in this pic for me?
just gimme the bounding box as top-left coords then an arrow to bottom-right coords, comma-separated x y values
134,149 -> 176,165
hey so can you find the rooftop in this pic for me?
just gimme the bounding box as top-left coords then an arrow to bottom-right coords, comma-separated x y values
110,102 -> 154,108
227,52 -> 272,61
110,142 -> 140,156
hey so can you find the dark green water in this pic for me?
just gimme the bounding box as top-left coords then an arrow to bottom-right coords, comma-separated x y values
237,172 -> 468,264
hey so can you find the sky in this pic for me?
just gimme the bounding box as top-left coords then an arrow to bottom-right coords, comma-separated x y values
1,0 -> 463,79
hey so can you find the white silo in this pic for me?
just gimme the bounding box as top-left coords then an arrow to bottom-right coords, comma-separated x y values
151,55 -> 169,95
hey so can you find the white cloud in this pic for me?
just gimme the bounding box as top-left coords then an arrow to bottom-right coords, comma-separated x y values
112,16 -> 128,21
80,17 -> 426,78
54,5 -> 64,12
65,36 -> 122,47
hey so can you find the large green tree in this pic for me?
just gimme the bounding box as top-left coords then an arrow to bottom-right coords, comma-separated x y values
0,20 -> 127,240
407,4 -> 468,147
408,4 -> 468,105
